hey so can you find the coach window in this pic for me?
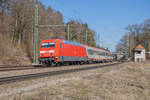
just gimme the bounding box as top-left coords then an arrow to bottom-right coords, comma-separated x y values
102,52 -> 104,56
103,53 -> 105,56
100,52 -> 103,56
106,53 -> 108,56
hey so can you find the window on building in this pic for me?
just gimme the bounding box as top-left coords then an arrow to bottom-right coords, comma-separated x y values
135,50 -> 141,54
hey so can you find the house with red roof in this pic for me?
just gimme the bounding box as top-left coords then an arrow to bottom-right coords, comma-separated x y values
134,44 -> 146,62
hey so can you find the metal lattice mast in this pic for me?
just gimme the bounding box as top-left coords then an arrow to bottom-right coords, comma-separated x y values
126,33 -> 129,60
34,1 -> 39,64
67,24 -> 70,40
86,29 -> 88,45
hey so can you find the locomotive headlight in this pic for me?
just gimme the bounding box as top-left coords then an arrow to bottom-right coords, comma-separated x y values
49,50 -> 55,56
49,50 -> 55,53
40,51 -> 46,53
40,54 -> 43,56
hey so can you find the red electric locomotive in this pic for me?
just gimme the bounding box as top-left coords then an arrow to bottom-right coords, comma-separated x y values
39,38 -> 113,66
39,38 -> 88,65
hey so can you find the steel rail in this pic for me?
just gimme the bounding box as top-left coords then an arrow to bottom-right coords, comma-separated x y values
0,65 -> 34,68
0,65 -> 46,72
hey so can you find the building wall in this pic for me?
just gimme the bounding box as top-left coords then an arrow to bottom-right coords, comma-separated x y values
134,49 -> 146,62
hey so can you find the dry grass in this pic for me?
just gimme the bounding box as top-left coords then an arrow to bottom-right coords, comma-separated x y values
12,62 -> 150,100
0,36 -> 31,65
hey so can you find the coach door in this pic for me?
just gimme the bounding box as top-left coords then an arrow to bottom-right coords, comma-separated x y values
59,42 -> 64,62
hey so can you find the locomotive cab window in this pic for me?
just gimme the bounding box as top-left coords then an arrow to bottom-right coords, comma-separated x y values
41,42 -> 55,48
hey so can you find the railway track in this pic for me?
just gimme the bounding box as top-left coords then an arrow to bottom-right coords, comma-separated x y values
0,62 -> 114,72
0,65 -> 33,68
0,62 -> 121,85
0,65 -> 46,72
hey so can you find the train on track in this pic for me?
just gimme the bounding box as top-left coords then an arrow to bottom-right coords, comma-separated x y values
39,38 -> 114,66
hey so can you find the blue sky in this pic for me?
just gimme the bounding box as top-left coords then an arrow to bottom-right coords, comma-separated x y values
39,0 -> 150,51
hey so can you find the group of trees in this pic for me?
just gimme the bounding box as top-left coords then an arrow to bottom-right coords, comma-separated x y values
66,20 -> 96,47
0,0 -> 96,61
116,19 -> 150,58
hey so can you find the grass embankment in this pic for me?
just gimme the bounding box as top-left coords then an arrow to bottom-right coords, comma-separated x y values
14,62 -> 150,100
0,37 -> 31,65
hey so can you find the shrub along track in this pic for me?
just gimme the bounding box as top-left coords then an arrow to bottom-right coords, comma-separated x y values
0,62 -> 122,85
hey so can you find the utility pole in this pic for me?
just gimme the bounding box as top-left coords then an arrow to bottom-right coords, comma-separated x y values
128,32 -> 131,60
98,33 -> 100,47
126,32 -> 130,61
34,0 -> 39,64
67,24 -> 70,40
86,29 -> 88,45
